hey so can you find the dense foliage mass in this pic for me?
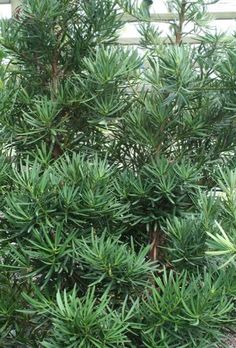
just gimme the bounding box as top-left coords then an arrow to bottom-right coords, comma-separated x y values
0,0 -> 236,347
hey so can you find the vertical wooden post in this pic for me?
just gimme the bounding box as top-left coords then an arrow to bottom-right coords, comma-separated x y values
11,0 -> 20,14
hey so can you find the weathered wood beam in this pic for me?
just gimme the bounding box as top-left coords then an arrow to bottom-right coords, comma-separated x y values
123,11 -> 236,23
11,0 -> 20,13
118,35 -> 234,45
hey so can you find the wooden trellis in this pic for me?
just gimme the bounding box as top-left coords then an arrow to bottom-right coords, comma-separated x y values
119,0 -> 236,44
0,0 -> 236,45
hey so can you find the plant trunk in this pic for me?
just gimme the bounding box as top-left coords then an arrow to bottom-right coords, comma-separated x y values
149,229 -> 161,262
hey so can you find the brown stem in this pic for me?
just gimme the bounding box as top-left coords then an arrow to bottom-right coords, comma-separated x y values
13,6 -> 22,20
175,32 -> 182,45
52,142 -> 63,159
51,55 -> 59,98
50,53 -> 64,159
149,229 -> 161,262
175,0 -> 186,45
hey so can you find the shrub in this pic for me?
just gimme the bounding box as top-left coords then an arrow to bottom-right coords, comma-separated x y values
0,0 -> 235,347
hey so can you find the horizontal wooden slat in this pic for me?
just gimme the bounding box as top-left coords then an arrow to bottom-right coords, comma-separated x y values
123,11 -> 236,23
132,0 -> 236,14
118,35 -> 234,45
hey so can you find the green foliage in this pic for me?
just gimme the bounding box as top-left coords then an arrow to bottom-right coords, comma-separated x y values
4,155 -> 129,238
77,232 -> 154,296
0,0 -> 235,347
164,216 -> 207,268
206,221 -> 236,267
25,287 -> 135,348
140,270 -> 234,348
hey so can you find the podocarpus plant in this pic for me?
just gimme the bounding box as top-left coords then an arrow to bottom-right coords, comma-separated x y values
0,0 -> 236,347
